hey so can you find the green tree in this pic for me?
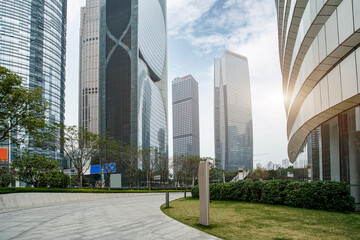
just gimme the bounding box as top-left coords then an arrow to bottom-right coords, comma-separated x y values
0,66 -> 48,144
156,152 -> 169,190
47,171 -> 70,188
60,125 -> 101,189
40,124 -> 101,189
0,161 -> 16,187
118,143 -> 141,190
173,154 -> 203,190
248,167 -> 270,181
98,137 -> 120,190
209,167 -> 223,183
12,152 -> 60,187
141,146 -> 161,190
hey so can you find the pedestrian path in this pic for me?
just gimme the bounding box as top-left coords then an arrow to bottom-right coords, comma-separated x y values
0,192 -> 219,239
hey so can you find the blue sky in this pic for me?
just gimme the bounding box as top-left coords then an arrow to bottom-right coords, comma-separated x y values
65,0 -> 288,167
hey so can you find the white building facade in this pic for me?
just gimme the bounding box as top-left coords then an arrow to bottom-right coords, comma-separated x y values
79,0 -> 100,134
275,0 -> 360,210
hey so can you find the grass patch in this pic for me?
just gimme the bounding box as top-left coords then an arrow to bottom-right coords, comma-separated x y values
161,198 -> 360,240
0,187 -> 188,194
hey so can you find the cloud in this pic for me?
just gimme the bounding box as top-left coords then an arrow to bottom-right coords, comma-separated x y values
167,0 -> 217,36
168,0 -> 289,163
180,0 -> 277,54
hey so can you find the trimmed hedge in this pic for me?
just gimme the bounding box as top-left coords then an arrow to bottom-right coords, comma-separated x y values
191,180 -> 355,212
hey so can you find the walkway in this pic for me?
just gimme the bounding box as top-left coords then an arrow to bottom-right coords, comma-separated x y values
0,192 -> 219,240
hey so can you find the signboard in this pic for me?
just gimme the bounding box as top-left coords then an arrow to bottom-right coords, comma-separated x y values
0,148 -> 7,161
104,163 -> 116,173
90,163 -> 116,174
90,165 -> 101,174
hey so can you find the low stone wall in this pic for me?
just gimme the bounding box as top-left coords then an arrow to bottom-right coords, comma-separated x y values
0,192 -> 163,210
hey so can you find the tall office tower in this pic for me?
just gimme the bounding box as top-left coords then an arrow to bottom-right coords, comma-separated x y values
214,50 -> 253,171
98,0 -> 168,179
79,0 -> 100,134
0,0 -> 67,163
172,75 -> 200,156
275,0 -> 360,210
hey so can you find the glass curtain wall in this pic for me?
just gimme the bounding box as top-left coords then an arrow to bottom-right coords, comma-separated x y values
293,105 -> 360,208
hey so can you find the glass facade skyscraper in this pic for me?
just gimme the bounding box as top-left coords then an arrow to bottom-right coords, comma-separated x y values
172,75 -> 199,156
98,0 -> 168,169
214,50 -> 253,171
0,0 -> 67,162
276,0 -> 360,210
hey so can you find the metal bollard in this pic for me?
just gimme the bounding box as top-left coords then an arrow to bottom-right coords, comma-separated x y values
166,192 -> 169,208
184,189 -> 186,198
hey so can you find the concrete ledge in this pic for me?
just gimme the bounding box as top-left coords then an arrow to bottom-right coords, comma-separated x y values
0,192 -> 163,210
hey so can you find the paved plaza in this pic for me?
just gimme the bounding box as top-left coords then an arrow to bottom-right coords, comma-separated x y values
0,192 -> 219,240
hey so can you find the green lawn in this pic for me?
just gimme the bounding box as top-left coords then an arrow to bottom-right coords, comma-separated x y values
161,197 -> 360,240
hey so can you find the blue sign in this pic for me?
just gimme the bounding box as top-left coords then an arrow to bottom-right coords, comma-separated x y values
104,163 -> 116,173
90,163 -> 116,174
90,165 -> 101,174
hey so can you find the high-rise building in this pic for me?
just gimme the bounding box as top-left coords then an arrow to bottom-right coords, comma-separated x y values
172,75 -> 199,156
94,0 -> 168,185
282,158 -> 290,169
0,0 -> 67,163
79,0 -> 100,134
80,0 -> 168,148
98,0 -> 167,149
276,0 -> 360,210
214,50 -> 253,171
256,162 -> 262,169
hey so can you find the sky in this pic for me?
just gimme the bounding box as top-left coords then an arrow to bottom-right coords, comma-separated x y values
65,0 -> 288,168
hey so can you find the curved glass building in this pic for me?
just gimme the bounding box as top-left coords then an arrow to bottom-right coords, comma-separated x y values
0,0 -> 67,162
98,0 -> 168,181
276,0 -> 360,210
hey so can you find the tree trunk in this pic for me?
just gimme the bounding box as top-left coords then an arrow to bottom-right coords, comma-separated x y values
130,172 -> 133,190
79,174 -> 82,189
148,172 -> 152,191
108,173 -> 111,190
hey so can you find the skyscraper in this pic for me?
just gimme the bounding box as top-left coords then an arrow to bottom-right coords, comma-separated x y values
172,75 -> 199,156
98,0 -> 167,152
276,0 -> 360,210
0,0 -> 67,162
79,0 -> 100,134
214,50 -> 253,171
79,0 -> 167,186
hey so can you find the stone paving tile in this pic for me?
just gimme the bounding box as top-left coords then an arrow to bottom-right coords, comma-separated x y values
1,231 -> 22,240
0,193 -> 220,240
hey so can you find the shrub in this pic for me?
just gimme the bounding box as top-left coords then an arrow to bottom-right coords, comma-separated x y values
191,180 -> 355,212
262,179 -> 292,205
243,181 -> 263,203
284,181 -> 355,212
191,185 -> 199,198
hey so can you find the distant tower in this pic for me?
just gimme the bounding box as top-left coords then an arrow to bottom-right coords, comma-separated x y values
79,0 -> 100,134
172,75 -> 200,156
214,50 -> 253,171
